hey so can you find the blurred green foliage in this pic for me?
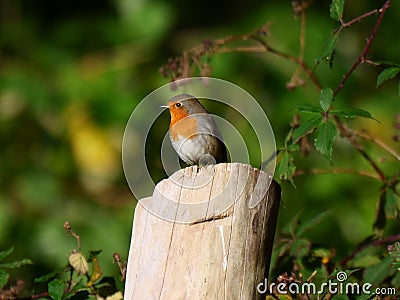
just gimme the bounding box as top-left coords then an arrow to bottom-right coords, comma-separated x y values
0,0 -> 399,298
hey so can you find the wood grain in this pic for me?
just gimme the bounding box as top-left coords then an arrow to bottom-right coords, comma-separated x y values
124,163 -> 280,300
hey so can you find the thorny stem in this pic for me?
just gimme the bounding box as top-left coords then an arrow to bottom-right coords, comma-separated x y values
64,221 -> 81,251
161,22 -> 322,90
258,43 -> 322,89
334,0 -> 391,97
113,253 -> 127,281
340,8 -> 379,28
299,5 -> 307,61
293,168 -> 380,181
66,268 -> 73,294
335,118 -> 387,183
32,291 -> 51,299
287,1 -> 309,90
351,129 -> 400,162
328,0 -> 396,187
162,1 -> 397,185
251,42 -> 322,90
299,10 -> 306,62
216,46 -> 265,53
355,148 -> 386,182
214,26 -> 322,89
340,233 -> 400,266
363,58 -> 382,66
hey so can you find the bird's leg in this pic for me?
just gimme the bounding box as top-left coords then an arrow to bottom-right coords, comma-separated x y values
198,154 -> 216,174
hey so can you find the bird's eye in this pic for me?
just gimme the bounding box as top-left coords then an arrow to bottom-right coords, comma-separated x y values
175,103 -> 182,108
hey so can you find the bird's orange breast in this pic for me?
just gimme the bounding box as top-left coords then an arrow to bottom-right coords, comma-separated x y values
169,114 -> 199,142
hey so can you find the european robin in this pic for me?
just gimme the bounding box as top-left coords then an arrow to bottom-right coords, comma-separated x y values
162,94 -> 227,166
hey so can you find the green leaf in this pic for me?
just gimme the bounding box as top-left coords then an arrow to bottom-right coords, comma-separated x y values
385,188 -> 399,219
312,247 -> 332,259
0,247 -> 14,262
331,294 -> 350,300
0,258 -> 33,269
275,151 -> 296,184
314,121 -> 337,161
34,269 -> 61,283
48,279 -> 65,300
292,115 -> 323,144
0,269 -> 9,289
348,244 -> 382,268
286,212 -> 302,236
68,277 -> 88,294
391,269 -> 400,286
297,210 -> 332,237
352,253 -> 381,268
331,107 -> 375,120
114,276 -> 125,293
363,256 -> 395,285
296,104 -> 323,114
373,190 -> 386,231
377,67 -> 400,87
320,87 -> 334,112
317,32 -> 339,66
290,238 -> 311,258
330,0 -> 345,21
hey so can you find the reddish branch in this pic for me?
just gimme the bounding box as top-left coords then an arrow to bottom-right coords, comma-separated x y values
341,8 -> 379,28
334,0 -> 391,97
340,233 -> 400,266
351,129 -> 400,162
113,252 -> 127,281
293,168 -> 380,181
160,18 -> 322,90
31,270 -> 74,299
64,221 -> 81,251
335,119 -> 387,183
161,1 -> 396,184
254,44 -> 321,89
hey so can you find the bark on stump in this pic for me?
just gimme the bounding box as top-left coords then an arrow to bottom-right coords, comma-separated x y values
124,163 -> 281,300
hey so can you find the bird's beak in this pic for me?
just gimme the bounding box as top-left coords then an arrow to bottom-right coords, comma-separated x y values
160,105 -> 169,108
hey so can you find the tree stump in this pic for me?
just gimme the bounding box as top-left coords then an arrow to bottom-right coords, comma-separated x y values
124,163 -> 281,300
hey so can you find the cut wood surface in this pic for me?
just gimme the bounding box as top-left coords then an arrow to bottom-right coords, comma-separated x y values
124,163 -> 281,300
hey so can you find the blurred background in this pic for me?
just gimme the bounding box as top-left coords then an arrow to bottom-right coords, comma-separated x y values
0,0 -> 399,286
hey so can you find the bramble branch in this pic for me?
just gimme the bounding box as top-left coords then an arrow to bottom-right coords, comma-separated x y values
335,119 -> 387,183
161,1 -> 397,187
64,221 -> 81,251
333,0 -> 391,97
351,129 -> 400,162
113,252 -> 127,281
340,233 -> 400,266
340,8 -> 379,28
160,20 -> 322,90
249,42 -> 321,89
293,168 -> 380,181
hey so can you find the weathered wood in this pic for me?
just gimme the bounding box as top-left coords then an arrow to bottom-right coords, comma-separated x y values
124,163 -> 280,300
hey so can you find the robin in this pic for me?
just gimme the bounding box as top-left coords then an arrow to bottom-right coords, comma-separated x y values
162,94 -> 227,166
